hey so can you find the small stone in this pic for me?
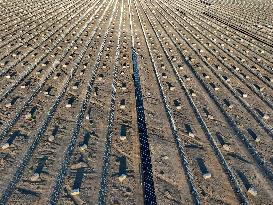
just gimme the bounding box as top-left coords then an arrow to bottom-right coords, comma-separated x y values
263,114 -> 269,120
30,173 -> 40,181
118,174 -> 127,182
71,188 -> 80,196
169,86 -> 175,91
176,105 -> 181,110
202,172 -> 211,179
223,144 -> 231,151
207,114 -> 214,120
120,136 -> 126,141
5,103 -> 12,108
48,135 -> 55,142
79,144 -> 88,152
247,186 -> 257,196
1,143 -> 10,150
188,132 -> 195,138
25,113 -> 32,120
162,155 -> 169,160
254,137 -> 261,143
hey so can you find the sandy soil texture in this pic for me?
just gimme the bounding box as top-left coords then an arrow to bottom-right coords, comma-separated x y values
0,0 -> 272,204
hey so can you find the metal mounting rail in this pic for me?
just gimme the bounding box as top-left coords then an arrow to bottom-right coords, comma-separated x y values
132,47 -> 157,205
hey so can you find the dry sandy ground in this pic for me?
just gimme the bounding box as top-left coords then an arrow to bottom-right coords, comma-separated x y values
0,0 -> 272,204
